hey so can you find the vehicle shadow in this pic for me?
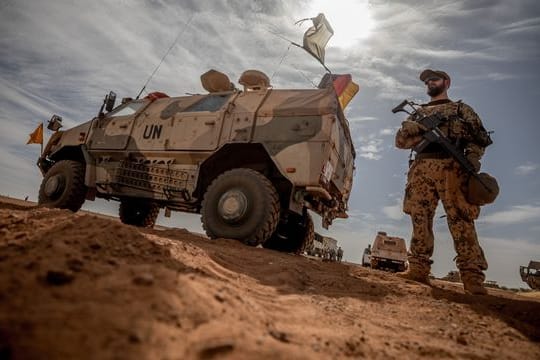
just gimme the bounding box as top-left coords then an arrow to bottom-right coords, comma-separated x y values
147,228 -> 540,343
430,285 -> 540,342
144,228 -> 396,303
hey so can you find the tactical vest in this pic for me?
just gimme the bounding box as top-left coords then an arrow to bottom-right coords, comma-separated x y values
416,100 -> 492,154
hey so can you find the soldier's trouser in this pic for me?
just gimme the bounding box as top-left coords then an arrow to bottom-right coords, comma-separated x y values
403,158 -> 487,280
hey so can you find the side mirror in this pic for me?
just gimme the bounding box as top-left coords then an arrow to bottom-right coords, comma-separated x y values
47,114 -> 63,131
105,91 -> 117,112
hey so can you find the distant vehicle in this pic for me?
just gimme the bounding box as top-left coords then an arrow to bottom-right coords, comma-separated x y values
520,260 -> 540,290
36,69 -> 357,254
307,234 -> 326,258
319,233 -> 338,261
306,233 -> 340,261
369,231 -> 408,272
441,270 -> 461,283
361,244 -> 371,267
320,234 -> 338,261
484,280 -> 499,289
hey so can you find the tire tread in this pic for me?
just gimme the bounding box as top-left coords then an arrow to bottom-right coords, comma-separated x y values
38,160 -> 87,212
201,168 -> 280,246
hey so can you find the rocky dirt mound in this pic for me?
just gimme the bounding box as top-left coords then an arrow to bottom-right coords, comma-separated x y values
1,198 -> 539,359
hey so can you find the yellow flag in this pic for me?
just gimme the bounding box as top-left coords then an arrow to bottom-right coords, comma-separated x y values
27,123 -> 43,145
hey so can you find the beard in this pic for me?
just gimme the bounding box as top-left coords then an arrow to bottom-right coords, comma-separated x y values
427,83 -> 445,97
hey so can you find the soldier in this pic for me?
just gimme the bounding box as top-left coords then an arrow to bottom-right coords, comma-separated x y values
395,69 -> 493,295
328,248 -> 336,262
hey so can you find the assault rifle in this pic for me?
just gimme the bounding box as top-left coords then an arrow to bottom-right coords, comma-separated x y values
392,99 -> 493,192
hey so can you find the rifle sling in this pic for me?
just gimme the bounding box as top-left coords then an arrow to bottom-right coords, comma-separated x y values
415,152 -> 451,160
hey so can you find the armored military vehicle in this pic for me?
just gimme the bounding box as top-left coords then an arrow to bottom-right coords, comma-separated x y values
36,69 -> 356,253
305,233 -> 342,261
369,231 -> 408,272
306,233 -> 325,257
520,261 -> 540,290
441,270 -> 461,283
312,233 -> 339,261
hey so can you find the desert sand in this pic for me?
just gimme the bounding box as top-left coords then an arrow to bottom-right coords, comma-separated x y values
1,196 -> 539,359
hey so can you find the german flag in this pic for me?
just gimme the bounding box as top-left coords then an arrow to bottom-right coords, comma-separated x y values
318,73 -> 359,110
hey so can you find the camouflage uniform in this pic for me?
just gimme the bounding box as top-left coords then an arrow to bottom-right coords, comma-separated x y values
395,99 -> 491,287
337,247 -> 344,262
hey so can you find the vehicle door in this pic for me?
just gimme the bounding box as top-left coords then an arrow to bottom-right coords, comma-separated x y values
88,100 -> 147,150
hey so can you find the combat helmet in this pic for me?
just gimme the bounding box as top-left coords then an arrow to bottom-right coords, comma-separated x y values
466,173 -> 499,205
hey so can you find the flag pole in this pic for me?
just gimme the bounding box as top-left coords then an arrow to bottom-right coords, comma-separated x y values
290,42 -> 332,74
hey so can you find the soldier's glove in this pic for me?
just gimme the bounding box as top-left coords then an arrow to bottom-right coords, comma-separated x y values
401,120 -> 425,136
466,153 -> 481,173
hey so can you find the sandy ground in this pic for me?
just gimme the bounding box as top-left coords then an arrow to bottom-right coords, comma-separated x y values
1,196 -> 539,359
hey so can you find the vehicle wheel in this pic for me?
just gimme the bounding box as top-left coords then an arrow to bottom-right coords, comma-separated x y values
119,198 -> 159,228
264,211 -> 314,254
201,168 -> 280,246
528,277 -> 540,290
38,160 -> 87,212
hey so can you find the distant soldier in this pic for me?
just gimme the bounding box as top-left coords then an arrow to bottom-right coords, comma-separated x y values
337,247 -> 343,262
395,69 -> 493,295
362,244 -> 372,267
330,248 -> 336,262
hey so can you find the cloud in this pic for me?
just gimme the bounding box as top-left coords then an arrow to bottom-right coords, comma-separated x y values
412,48 -> 501,61
514,163 -> 538,176
499,16 -> 540,35
487,73 -> 519,81
359,153 -> 381,160
379,128 -> 395,136
348,116 -> 378,123
358,138 -> 384,160
481,235 -> 540,288
382,200 -> 404,221
467,72 -> 520,82
480,205 -> 540,225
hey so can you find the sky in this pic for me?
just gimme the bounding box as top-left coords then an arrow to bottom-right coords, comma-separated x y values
1,0 -> 539,288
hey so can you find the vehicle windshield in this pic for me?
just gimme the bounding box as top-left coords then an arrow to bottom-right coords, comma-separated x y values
107,100 -> 145,117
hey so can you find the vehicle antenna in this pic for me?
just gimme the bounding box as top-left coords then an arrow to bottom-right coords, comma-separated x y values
136,15 -> 194,99
270,44 -> 291,82
291,63 -> 318,88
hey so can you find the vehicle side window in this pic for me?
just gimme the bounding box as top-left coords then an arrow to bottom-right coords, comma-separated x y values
185,94 -> 231,112
107,101 -> 145,117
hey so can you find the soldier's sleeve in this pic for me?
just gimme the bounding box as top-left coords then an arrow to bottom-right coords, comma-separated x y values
460,103 -> 492,159
395,115 -> 423,149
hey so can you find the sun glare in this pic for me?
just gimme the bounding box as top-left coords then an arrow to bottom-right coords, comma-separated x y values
308,0 -> 375,48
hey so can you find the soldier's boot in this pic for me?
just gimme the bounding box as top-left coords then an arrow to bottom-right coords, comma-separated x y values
396,266 -> 430,284
461,272 -> 488,295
